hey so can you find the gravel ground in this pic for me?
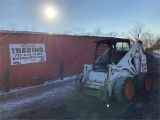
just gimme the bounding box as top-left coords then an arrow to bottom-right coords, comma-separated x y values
1,80 -> 159,119
0,79 -> 133,119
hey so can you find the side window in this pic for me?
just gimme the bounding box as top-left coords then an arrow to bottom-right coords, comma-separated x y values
116,42 -> 129,51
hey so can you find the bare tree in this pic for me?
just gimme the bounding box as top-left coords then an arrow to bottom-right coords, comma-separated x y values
63,29 -> 72,35
128,21 -> 145,39
93,27 -> 103,36
121,32 -> 131,39
72,27 -> 83,35
23,26 -> 37,32
30,26 -> 37,32
85,32 -> 93,36
152,36 -> 160,50
122,21 -> 157,47
23,26 -> 29,31
79,28 -> 86,36
63,27 -> 86,36
141,31 -> 155,47
7,23 -> 19,31
104,31 -> 118,37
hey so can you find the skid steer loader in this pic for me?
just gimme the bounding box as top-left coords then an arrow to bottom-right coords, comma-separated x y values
76,38 -> 153,102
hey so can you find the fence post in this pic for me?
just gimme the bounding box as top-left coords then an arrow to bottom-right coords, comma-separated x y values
4,68 -> 10,92
60,62 -> 64,80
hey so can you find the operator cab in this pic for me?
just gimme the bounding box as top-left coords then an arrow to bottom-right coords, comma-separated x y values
93,38 -> 130,71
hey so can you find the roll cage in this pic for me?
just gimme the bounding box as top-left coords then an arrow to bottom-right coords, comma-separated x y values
92,38 -> 131,71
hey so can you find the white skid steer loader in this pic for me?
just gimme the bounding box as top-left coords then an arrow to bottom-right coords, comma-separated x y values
76,38 -> 153,102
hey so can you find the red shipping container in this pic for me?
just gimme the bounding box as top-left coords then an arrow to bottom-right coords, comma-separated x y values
0,31 -> 106,90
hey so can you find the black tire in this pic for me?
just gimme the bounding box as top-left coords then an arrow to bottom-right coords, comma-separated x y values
76,74 -> 85,95
135,73 -> 153,94
113,77 -> 135,102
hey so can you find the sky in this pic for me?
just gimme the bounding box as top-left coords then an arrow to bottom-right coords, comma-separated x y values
0,0 -> 159,35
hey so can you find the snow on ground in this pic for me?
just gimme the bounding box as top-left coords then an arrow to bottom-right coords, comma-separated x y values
0,84 -> 74,111
0,74 -> 78,95
44,74 -> 78,84
0,77 -> 78,119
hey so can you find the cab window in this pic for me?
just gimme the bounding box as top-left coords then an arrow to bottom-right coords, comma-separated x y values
116,42 -> 129,51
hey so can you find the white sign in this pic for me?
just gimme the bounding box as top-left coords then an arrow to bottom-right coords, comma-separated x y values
9,44 -> 46,65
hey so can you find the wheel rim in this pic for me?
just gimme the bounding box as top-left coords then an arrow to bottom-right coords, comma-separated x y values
145,75 -> 152,92
125,81 -> 134,100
